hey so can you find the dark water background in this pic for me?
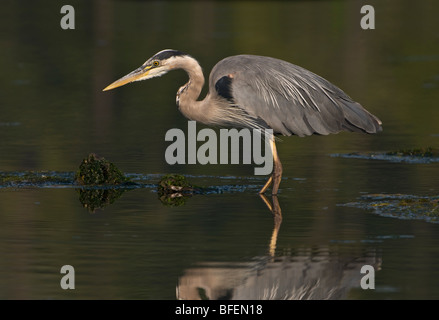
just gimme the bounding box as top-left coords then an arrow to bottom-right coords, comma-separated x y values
1,0 -> 438,299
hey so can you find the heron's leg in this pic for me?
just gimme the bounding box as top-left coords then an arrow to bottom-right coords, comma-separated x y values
259,139 -> 282,195
270,140 -> 283,195
259,176 -> 272,194
259,137 -> 275,194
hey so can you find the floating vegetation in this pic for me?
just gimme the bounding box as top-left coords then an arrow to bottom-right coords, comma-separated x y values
340,194 -> 439,223
0,155 -> 134,189
0,156 -> 256,210
155,174 -> 253,206
385,147 -> 437,157
0,171 -> 73,187
331,147 -> 439,164
157,174 -> 200,206
75,153 -> 131,186
158,174 -> 196,194
73,154 -> 138,212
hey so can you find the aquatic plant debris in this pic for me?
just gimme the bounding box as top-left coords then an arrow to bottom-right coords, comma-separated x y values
331,147 -> 439,164
156,174 -> 256,206
0,156 -> 261,210
157,174 -> 201,206
75,153 -> 131,185
0,171 -> 74,187
0,170 -> 259,194
158,174 -> 196,194
340,194 -> 439,223
385,147 -> 437,157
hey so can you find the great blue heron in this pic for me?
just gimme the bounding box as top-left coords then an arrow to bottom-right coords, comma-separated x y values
103,49 -> 382,195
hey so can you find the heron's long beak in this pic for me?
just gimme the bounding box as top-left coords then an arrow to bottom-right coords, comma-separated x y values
103,65 -> 152,91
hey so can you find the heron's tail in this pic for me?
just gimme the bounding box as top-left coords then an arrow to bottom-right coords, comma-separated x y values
339,99 -> 382,134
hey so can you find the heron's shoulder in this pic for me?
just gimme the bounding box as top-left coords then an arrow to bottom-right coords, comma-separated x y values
214,54 -> 286,68
212,54 -> 313,79
210,55 -> 277,82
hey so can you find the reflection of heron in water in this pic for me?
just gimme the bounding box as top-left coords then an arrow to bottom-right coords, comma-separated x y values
177,249 -> 382,300
140,175 -> 382,299
104,49 -> 382,194
176,195 -> 382,300
259,194 -> 282,257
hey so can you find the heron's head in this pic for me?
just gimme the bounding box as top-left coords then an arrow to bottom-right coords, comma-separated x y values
103,49 -> 189,91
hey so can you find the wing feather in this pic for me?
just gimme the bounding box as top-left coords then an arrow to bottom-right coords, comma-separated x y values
209,55 -> 382,137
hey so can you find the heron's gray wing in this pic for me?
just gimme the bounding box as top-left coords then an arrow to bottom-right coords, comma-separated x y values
211,55 -> 382,137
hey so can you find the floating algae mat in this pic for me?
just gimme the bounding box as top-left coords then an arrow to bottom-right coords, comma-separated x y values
0,154 -> 253,211
0,154 -> 138,212
331,147 -> 439,164
340,194 -> 439,223
0,154 -> 133,188
75,153 -> 133,186
157,174 -> 199,207
0,171 -> 75,188
156,174 -> 254,206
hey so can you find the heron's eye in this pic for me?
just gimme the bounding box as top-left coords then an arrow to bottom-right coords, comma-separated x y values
152,60 -> 160,67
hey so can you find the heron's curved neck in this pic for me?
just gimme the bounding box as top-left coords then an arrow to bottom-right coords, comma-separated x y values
175,56 -> 206,121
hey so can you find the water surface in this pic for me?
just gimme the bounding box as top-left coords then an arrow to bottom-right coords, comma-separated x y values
1,0 -> 439,299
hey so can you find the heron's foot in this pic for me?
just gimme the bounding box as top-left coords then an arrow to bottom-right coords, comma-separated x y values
259,138 -> 283,195
259,176 -> 273,194
259,173 -> 282,195
271,161 -> 283,194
